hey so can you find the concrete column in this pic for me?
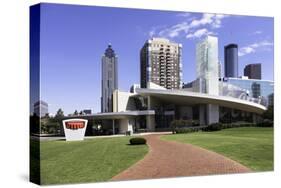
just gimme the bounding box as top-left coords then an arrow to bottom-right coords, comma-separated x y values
119,119 -> 128,134
112,119 -> 115,135
199,105 -> 206,125
207,104 -> 219,125
128,118 -> 134,134
146,115 -> 155,131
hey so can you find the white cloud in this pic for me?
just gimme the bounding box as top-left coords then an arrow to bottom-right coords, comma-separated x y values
238,47 -> 255,56
176,12 -> 191,17
158,22 -> 189,38
186,28 -> 214,39
253,30 -> 263,35
150,13 -> 228,39
212,14 -> 229,28
238,40 -> 273,57
149,30 -> 155,37
148,25 -> 167,37
189,13 -> 213,28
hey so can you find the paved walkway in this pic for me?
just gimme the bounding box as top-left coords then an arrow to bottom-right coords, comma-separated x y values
112,134 -> 251,181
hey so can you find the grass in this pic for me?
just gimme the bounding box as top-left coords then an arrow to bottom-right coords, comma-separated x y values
31,136 -> 148,185
162,127 -> 273,171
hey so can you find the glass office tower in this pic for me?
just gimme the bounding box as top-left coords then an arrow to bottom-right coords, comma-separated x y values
224,44 -> 238,78
196,36 -> 219,95
196,36 -> 219,125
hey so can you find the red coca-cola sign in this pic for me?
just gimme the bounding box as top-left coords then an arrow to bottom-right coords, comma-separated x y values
65,121 -> 85,130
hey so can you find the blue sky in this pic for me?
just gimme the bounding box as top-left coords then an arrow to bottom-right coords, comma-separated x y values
37,3 -> 274,115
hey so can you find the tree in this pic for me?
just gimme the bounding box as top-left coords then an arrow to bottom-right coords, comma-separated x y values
55,108 -> 64,118
263,105 -> 273,120
43,113 -> 50,118
73,110 -> 78,115
79,110 -> 84,115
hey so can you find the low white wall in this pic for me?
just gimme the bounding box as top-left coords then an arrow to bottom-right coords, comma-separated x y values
119,119 -> 128,134
146,115 -> 155,131
118,118 -> 135,134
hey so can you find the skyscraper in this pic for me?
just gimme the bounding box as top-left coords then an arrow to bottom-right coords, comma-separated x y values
224,44 -> 238,78
101,44 -> 118,112
196,36 -> 219,125
196,36 -> 219,95
140,38 -> 182,89
244,63 -> 261,79
218,60 -> 222,79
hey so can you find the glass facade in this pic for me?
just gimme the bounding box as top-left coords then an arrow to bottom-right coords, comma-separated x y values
196,36 -> 219,95
224,44 -> 238,78
223,78 -> 274,106
196,36 -> 219,125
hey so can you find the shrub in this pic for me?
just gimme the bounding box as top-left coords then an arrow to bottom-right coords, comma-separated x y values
221,122 -> 255,129
257,119 -> 273,127
129,137 -> 147,145
175,127 -> 201,134
170,119 -> 199,133
202,123 -> 223,132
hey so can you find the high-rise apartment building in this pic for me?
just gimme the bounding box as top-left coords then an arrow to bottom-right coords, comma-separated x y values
224,44 -> 238,78
101,44 -> 118,112
140,38 -> 182,89
196,36 -> 219,125
244,63 -> 261,79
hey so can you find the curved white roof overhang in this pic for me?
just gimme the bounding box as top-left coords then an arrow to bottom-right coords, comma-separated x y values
63,110 -> 155,120
135,88 -> 267,114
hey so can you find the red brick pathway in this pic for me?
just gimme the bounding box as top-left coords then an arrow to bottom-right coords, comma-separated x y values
112,134 -> 251,181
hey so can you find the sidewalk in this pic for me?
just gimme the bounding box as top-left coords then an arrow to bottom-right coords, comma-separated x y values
112,134 -> 251,181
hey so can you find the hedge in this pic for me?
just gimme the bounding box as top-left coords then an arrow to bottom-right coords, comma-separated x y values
256,119 -> 273,127
173,121 -> 272,134
129,137 -> 147,145
175,127 -> 201,134
202,123 -> 223,132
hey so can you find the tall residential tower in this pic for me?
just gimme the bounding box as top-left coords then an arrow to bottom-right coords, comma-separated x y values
101,44 -> 118,112
140,38 -> 182,89
224,44 -> 238,78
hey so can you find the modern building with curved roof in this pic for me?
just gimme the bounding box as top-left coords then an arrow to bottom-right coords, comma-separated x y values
64,36 -> 269,135
65,85 -> 267,135
135,88 -> 266,114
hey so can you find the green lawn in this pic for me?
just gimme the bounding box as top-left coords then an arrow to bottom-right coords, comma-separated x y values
162,127 -> 273,171
32,137 -> 148,185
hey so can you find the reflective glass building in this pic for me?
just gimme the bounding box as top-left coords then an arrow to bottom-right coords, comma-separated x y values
223,77 -> 274,106
224,44 -> 238,78
196,36 -> 219,124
